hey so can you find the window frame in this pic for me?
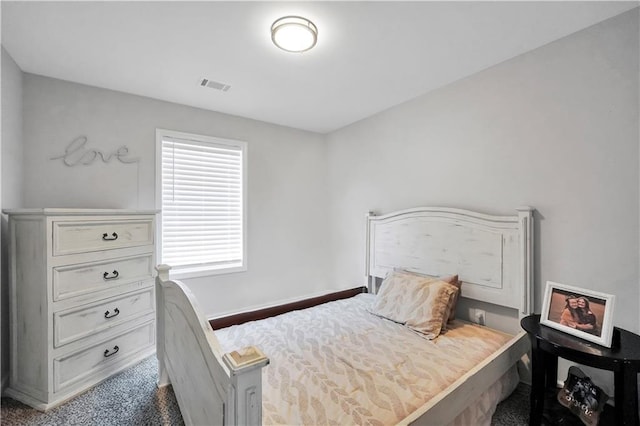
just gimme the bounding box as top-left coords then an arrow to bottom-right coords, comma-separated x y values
155,128 -> 248,279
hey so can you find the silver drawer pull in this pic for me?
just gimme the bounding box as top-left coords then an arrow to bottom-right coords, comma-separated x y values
102,232 -> 118,241
103,345 -> 119,358
103,270 -> 119,280
104,308 -> 120,319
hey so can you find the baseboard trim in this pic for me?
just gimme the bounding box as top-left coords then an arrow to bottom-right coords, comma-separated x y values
1,371 -> 8,395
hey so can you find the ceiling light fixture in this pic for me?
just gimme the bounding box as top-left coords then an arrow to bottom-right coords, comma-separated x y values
271,16 -> 318,53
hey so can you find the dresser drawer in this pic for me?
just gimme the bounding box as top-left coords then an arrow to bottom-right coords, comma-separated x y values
53,254 -> 154,301
53,320 -> 154,392
54,288 -> 155,347
52,218 -> 154,256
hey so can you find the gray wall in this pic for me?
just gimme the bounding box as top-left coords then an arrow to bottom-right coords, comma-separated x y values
326,8 -> 639,394
1,47 -> 24,390
21,75 -> 331,318
327,10 -> 639,330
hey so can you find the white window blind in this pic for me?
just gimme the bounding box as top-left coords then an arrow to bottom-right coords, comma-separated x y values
160,132 -> 246,273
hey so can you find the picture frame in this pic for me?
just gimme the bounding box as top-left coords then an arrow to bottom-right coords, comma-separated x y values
540,281 -> 616,348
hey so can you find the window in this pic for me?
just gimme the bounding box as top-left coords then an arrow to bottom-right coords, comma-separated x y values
156,129 -> 247,278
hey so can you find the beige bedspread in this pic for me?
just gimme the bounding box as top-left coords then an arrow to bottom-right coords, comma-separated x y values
215,293 -> 514,426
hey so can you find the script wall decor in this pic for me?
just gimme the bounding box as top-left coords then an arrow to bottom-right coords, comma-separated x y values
50,136 -> 140,167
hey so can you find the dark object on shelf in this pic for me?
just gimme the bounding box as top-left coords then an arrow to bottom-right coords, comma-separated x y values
521,314 -> 640,426
557,366 -> 608,426
542,388 -> 615,426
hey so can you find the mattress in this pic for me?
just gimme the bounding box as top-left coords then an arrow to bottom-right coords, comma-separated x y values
215,293 -> 518,426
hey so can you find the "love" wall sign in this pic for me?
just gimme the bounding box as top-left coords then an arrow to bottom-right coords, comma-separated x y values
50,136 -> 140,167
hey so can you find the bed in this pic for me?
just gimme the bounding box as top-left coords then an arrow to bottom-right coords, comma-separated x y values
155,206 -> 534,425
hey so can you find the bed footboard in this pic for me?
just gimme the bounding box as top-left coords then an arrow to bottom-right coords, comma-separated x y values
155,265 -> 269,426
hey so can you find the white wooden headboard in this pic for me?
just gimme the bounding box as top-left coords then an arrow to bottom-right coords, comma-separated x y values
366,206 -> 534,317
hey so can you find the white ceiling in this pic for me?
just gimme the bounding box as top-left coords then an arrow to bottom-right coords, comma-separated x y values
2,1 -> 637,134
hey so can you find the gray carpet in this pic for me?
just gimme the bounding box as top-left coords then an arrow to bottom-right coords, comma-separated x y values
1,356 -> 183,426
1,356 -> 529,425
491,381 -> 530,426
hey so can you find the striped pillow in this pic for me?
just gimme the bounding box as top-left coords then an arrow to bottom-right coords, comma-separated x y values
370,271 -> 459,339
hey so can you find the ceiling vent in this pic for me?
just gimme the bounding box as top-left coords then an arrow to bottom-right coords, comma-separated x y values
199,78 -> 231,92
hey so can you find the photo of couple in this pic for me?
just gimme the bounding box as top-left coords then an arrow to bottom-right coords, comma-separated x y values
548,291 -> 605,337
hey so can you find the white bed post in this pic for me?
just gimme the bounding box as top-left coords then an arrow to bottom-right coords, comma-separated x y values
517,207 -> 534,318
155,264 -> 171,387
365,211 -> 376,293
515,207 -> 535,386
223,349 -> 269,426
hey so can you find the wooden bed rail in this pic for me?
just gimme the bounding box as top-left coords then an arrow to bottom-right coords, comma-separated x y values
209,286 -> 368,330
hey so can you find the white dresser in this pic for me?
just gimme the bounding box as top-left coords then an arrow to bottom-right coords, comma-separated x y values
3,209 -> 158,410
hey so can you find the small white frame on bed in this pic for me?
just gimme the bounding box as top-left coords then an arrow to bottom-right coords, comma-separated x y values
155,206 -> 534,425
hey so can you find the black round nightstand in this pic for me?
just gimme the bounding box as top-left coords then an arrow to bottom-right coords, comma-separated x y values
521,314 -> 640,426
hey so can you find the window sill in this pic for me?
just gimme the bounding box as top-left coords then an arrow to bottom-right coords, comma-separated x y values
168,264 -> 247,280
